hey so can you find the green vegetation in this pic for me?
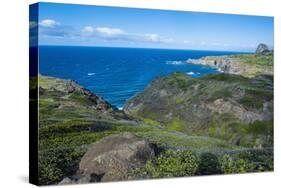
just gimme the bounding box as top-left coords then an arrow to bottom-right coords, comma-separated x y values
219,155 -> 253,174
125,72 -> 273,148
230,54 -> 273,66
37,73 -> 273,185
202,53 -> 273,77
166,118 -> 186,132
134,150 -> 198,178
165,72 -> 194,90
197,153 -> 221,175
133,149 -> 273,179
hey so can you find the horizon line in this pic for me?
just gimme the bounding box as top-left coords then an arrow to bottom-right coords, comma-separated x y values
36,44 -> 254,53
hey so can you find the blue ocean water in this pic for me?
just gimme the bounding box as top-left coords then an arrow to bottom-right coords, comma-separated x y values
39,46 -> 242,108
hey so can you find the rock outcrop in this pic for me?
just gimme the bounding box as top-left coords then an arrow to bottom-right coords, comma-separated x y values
38,75 -> 130,126
60,133 -> 155,184
187,56 -> 249,75
39,75 -> 118,113
256,43 -> 271,55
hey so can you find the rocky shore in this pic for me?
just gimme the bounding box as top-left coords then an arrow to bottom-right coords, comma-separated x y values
186,44 -> 273,77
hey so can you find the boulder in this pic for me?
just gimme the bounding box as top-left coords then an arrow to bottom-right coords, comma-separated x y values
256,43 -> 270,55
78,132 -> 155,182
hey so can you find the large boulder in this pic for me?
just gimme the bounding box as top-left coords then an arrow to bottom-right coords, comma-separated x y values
256,43 -> 270,55
78,132 -> 155,182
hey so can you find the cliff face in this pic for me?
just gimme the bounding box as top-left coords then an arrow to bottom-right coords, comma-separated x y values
186,53 -> 273,77
124,72 -> 273,147
38,75 -> 128,126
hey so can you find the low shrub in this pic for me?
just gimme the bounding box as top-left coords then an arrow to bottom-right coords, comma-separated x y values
38,147 -> 87,185
219,154 -> 254,174
135,150 -> 198,178
197,152 -> 221,175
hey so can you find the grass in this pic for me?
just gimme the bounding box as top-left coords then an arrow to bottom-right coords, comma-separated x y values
230,54 -> 273,66
166,118 -> 186,132
175,97 -> 185,104
203,53 -> 273,77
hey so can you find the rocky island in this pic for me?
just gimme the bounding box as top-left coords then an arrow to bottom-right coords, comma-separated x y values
35,44 -> 274,185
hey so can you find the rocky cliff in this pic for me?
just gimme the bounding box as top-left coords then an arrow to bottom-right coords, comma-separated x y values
37,75 -> 129,126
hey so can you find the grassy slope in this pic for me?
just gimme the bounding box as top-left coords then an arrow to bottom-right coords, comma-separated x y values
204,53 -> 273,77
124,72 -> 273,148
37,75 -> 247,185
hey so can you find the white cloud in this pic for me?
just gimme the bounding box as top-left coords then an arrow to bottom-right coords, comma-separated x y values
39,20 -> 174,44
82,26 -> 94,33
96,27 -> 124,36
81,26 -> 173,43
183,40 -> 190,44
145,34 -> 160,42
39,19 -> 60,28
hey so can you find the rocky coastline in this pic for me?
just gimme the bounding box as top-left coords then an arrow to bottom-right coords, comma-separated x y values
186,43 -> 273,77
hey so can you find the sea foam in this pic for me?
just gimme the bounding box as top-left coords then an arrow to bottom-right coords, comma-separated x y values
186,72 -> 200,76
166,60 -> 184,65
88,73 -> 96,76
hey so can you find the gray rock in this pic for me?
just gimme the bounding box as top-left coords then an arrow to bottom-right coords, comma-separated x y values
79,132 -> 155,182
256,43 -> 270,55
58,174 -> 102,185
59,177 -> 75,185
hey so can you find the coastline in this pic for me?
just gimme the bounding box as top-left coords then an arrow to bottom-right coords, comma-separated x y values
186,53 -> 273,77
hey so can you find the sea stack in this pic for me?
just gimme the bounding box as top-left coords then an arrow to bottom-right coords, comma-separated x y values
256,43 -> 271,55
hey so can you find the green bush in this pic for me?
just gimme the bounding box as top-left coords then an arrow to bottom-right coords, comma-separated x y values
197,153 -> 221,175
219,154 -> 253,174
136,150 -> 198,178
236,149 -> 273,172
38,147 -> 86,185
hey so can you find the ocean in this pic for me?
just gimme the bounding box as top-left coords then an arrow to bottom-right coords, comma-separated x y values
39,46 -> 243,108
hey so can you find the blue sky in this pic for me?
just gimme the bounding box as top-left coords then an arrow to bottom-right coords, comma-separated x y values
31,2 -> 274,52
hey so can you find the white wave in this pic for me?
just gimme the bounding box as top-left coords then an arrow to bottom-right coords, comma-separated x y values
166,60 -> 184,65
118,107 -> 123,110
87,73 -> 96,76
186,72 -> 200,75
187,72 -> 195,75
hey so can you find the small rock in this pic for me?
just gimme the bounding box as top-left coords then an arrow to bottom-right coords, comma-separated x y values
59,177 -> 75,185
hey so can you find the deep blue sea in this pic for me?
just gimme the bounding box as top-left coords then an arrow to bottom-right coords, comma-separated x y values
39,46 -> 243,108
